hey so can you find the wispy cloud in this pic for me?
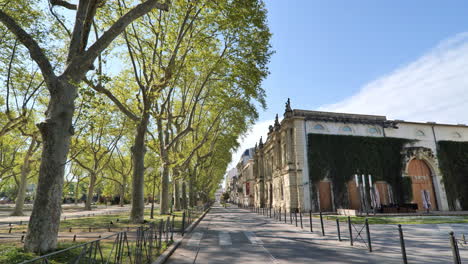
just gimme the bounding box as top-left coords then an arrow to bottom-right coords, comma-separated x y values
227,32 -> 468,176
321,32 -> 468,125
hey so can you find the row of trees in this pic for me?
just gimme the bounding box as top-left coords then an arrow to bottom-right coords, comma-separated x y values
0,0 -> 271,253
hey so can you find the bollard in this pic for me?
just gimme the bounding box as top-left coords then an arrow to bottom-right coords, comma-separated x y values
69,227 -> 72,232
295,211 -> 298,227
284,209 -> 287,223
290,211 -> 292,224
462,234 -> 466,245
9,228 -> 12,234
21,235 -> 24,243
398,225 -> 408,264
348,216 -> 353,246
449,232 -> 462,264
336,219 -> 341,241
270,207 -> 272,218
279,208 -> 281,221
300,211 -> 303,229
181,211 -> 186,236
365,218 -> 372,252
320,211 -> 325,236
309,210 -> 313,232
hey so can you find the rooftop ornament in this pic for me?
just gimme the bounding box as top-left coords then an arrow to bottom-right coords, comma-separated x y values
284,98 -> 293,117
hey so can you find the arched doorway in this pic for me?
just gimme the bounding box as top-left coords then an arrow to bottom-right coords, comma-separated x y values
407,159 -> 438,211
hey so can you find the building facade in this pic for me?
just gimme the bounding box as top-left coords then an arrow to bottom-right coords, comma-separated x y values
252,99 -> 468,213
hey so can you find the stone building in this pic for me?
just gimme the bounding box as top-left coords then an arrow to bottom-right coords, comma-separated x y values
237,148 -> 255,206
252,99 -> 468,213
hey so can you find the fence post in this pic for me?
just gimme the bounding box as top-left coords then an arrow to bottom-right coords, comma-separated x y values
284,209 -> 287,223
181,211 -> 186,236
449,232 -> 462,264
166,217 -> 170,243
398,224 -> 408,264
279,208 -> 281,221
348,216 -> 353,246
309,210 -> 313,232
336,219 -> 341,241
320,211 -> 325,236
300,211 -> 303,229
159,220 -> 163,249
290,211 -> 292,224
365,218 -> 372,252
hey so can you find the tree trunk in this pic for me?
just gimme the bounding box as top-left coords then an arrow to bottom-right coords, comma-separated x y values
74,175 -> 79,205
119,181 -> 125,207
181,181 -> 187,209
159,163 -> 170,214
85,173 -> 96,210
173,178 -> 180,211
11,138 -> 37,216
24,79 -> 76,253
129,113 -> 149,223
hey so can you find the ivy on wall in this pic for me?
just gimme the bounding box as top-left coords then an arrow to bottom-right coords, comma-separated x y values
307,134 -> 412,208
437,141 -> 468,210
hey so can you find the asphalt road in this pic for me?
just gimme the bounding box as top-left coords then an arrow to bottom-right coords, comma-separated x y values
166,205 -> 400,264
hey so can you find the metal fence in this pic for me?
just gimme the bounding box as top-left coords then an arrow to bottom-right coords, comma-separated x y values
15,205 -> 209,264
246,205 -> 467,264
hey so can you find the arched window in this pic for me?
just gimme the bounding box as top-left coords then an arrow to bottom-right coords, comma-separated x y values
314,124 -> 325,130
416,130 -> 425,137
342,126 -> 352,132
369,127 -> 379,134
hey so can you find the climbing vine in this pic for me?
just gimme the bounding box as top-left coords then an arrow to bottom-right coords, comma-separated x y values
437,141 -> 468,210
307,134 -> 412,207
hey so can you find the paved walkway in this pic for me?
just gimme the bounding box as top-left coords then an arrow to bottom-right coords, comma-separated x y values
0,204 -> 132,227
166,205 -> 398,264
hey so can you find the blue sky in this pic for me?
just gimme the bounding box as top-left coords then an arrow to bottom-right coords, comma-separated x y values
260,0 -> 468,120
229,1 -> 468,170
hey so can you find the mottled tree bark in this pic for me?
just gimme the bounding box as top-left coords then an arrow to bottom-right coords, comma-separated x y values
84,173 -> 96,210
24,80 -> 76,253
173,173 -> 180,211
159,164 -> 170,214
130,113 -> 149,223
181,181 -> 187,209
11,138 -> 38,216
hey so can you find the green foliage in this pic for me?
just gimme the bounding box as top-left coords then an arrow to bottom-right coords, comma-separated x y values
437,140 -> 468,210
307,134 -> 412,205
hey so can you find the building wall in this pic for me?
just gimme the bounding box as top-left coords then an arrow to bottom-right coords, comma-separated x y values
251,108 -> 468,213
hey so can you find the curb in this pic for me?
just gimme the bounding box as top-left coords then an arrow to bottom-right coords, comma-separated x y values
152,207 -> 211,264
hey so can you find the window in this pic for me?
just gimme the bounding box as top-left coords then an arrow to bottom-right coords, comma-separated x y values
314,124 -> 325,130
416,130 -> 425,137
369,127 -> 379,134
342,126 -> 352,132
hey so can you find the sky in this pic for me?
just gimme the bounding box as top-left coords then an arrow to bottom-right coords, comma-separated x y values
227,1 -> 468,172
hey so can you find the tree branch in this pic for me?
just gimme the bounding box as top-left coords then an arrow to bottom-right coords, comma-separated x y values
66,0 -> 170,77
50,0 -> 77,10
0,10 -> 55,85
